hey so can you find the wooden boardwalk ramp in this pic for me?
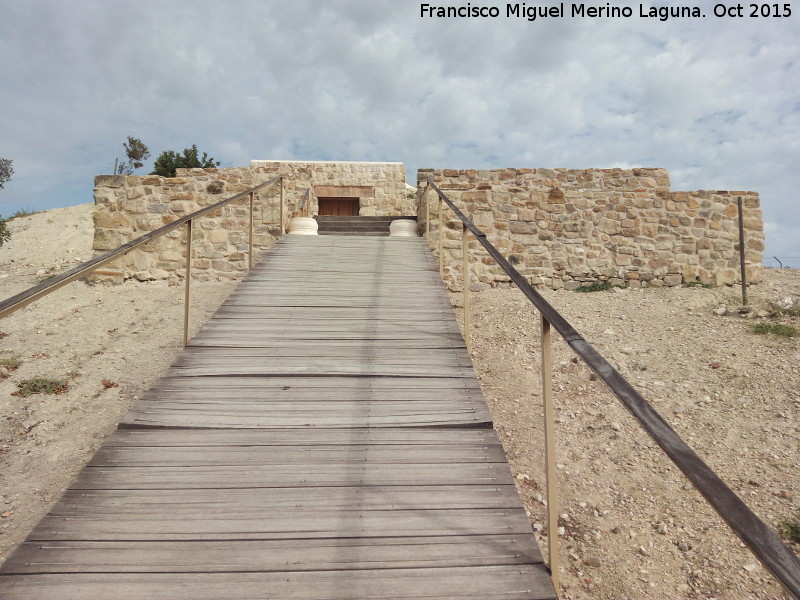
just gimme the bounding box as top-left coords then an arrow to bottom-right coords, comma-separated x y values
0,235 -> 556,600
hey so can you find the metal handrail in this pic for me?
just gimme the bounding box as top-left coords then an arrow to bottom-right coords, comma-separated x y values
425,178 -> 800,598
0,176 -> 284,339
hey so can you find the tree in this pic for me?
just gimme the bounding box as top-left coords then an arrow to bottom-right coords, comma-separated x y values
0,157 -> 12,246
0,157 -> 12,191
115,136 -> 150,175
151,144 -> 221,178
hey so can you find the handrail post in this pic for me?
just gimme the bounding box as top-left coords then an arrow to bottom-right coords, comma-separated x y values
738,196 -> 747,305
183,218 -> 193,347
541,315 -> 560,593
438,196 -> 443,279
280,176 -> 285,235
248,191 -> 255,271
425,186 -> 430,242
463,222 -> 471,352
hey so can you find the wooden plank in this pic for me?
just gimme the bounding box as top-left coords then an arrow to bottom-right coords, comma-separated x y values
6,535 -> 542,573
88,443 -> 510,466
31,507 -> 533,540
69,463 -> 514,489
53,485 -> 525,513
120,412 -> 491,429
0,565 -> 557,599
102,427 -> 499,447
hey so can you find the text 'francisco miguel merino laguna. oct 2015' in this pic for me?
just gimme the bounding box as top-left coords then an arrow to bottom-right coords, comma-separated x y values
419,3 -> 793,21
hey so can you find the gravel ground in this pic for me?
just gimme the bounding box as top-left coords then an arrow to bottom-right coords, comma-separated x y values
454,269 -> 798,599
0,205 -> 797,599
0,205 -> 241,563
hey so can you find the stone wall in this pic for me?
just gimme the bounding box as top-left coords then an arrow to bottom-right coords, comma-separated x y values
91,161 -> 411,282
251,160 -> 412,217
416,168 -> 764,290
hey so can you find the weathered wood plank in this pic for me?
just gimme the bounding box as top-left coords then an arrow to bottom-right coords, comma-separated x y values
102,427 -> 499,446
88,443 -> 510,466
31,507 -> 533,540
53,485 -> 525,513
69,463 -> 514,489
0,565 -> 557,599
5,535 -> 543,573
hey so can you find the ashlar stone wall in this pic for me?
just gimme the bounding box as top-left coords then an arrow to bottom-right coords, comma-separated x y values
251,160 -> 412,217
91,161 -> 411,282
416,168 -> 764,291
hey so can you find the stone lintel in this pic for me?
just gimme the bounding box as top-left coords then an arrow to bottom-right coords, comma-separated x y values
314,185 -> 375,198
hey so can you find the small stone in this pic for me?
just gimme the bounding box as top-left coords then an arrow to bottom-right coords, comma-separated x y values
609,422 -> 622,432
656,522 -> 668,535
584,557 -> 602,568
677,541 -> 691,552
743,563 -> 758,573
775,296 -> 794,310
620,347 -> 634,355
638,545 -> 651,557
713,305 -> 728,316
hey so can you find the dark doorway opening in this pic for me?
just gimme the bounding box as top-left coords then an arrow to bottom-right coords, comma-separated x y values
318,197 -> 359,216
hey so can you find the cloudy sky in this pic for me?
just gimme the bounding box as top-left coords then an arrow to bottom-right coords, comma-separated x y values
1,0 -> 798,265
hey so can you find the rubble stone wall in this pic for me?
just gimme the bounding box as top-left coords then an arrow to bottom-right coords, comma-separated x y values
91,161 -> 411,282
416,168 -> 764,291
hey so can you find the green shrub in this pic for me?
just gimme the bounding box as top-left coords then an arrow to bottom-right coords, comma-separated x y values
14,377 -> 68,397
0,216 -> 9,247
575,281 -> 624,293
752,322 -> 798,338
682,281 -> 714,289
8,208 -> 38,220
782,509 -> 800,544
152,144 -> 220,178
0,355 -> 22,369
769,301 -> 800,317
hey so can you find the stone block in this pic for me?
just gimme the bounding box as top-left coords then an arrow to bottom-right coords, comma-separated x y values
664,274 -> 682,287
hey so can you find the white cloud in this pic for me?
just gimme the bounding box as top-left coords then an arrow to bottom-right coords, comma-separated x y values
0,0 -> 797,263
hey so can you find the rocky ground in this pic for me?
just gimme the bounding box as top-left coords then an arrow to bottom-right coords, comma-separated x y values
0,204 -> 797,599
454,270 -> 798,599
0,205 -> 241,565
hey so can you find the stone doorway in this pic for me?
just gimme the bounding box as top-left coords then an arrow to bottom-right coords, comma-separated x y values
317,197 -> 359,216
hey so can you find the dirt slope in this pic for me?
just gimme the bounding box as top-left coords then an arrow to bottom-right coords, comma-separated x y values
0,205 -> 797,599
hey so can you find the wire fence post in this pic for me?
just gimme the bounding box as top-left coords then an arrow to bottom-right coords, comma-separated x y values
425,186 -> 430,242
738,196 -> 747,306
280,176 -> 285,235
541,314 -> 560,593
183,218 -> 193,347
462,222 -> 471,353
248,191 -> 255,272
438,196 -> 443,279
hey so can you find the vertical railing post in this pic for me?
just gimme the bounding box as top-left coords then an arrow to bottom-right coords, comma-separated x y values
425,186 -> 430,242
438,196 -> 443,279
280,176 -> 285,235
248,191 -> 255,272
541,315 -> 560,592
183,218 -> 193,347
737,196 -> 747,306
462,223 -> 471,353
